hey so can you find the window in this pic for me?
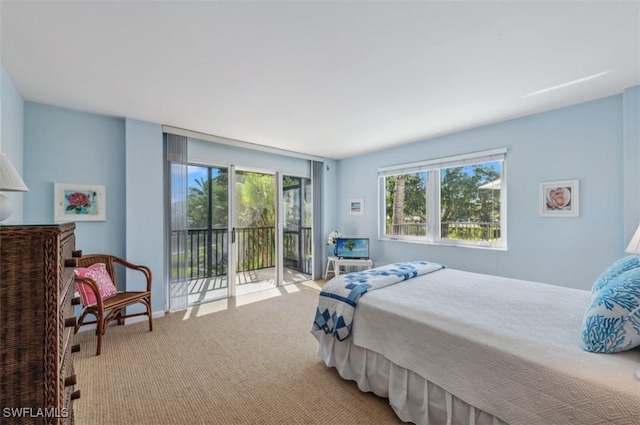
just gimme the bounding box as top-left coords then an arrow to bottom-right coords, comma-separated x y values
378,148 -> 506,249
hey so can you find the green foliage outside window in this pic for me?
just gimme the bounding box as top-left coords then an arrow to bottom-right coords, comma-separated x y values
384,161 -> 501,242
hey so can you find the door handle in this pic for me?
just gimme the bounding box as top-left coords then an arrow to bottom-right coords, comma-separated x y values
231,227 -> 236,243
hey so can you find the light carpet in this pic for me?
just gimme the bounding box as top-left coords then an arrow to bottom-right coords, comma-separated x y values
74,282 -> 402,425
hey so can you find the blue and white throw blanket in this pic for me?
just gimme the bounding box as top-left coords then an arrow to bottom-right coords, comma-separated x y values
312,261 -> 445,341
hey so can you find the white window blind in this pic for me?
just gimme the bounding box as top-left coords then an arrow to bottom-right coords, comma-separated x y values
378,148 -> 507,177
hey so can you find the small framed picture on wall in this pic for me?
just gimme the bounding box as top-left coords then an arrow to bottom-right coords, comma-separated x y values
349,198 -> 364,215
539,180 -> 579,217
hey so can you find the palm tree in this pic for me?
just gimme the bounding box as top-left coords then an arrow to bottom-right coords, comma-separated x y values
391,175 -> 405,234
188,176 -> 209,228
344,239 -> 356,251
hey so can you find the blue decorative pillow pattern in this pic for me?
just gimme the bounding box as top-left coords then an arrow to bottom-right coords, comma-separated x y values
582,267 -> 640,353
591,255 -> 640,295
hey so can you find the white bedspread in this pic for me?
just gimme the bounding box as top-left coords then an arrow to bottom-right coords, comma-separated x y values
313,261 -> 444,340
347,268 -> 640,425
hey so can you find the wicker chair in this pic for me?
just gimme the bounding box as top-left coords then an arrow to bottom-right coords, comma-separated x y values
73,253 -> 153,355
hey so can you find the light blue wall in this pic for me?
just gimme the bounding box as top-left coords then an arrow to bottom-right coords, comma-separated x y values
623,86 -> 640,244
322,158 -> 339,262
125,119 -> 164,313
21,104 -> 167,312
0,68 -> 25,222
337,92 -> 634,290
23,102 -> 127,258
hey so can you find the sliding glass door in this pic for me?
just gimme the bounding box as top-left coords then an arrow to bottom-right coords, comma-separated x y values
167,157 -> 314,311
233,170 -> 277,295
283,175 -> 312,284
184,165 -> 229,305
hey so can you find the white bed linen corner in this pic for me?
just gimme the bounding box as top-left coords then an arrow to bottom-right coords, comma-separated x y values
315,332 -> 508,425
312,268 -> 640,425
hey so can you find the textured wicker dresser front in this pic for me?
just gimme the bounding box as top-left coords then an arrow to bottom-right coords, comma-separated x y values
1,223 -> 81,424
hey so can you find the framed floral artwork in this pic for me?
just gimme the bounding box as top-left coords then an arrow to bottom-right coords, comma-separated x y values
54,183 -> 106,222
539,179 -> 579,217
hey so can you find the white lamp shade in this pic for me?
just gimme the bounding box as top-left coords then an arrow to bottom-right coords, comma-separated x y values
625,224 -> 640,254
0,153 -> 29,192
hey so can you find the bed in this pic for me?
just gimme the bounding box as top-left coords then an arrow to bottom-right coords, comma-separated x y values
311,261 -> 640,425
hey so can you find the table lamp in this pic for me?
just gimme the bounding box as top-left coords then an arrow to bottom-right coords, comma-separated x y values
624,223 -> 640,381
0,153 -> 29,222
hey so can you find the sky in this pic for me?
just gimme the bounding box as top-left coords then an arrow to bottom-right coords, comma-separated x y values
188,165 -> 222,188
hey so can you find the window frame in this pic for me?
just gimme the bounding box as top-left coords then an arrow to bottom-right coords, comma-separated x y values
378,148 -> 507,250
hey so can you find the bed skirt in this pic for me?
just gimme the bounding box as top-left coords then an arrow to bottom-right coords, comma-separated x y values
315,333 -> 508,425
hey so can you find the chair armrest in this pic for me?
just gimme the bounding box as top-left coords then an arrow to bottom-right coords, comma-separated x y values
73,276 -> 105,311
111,256 -> 152,292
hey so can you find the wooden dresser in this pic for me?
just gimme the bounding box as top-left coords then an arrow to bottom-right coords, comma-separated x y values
0,223 -> 81,424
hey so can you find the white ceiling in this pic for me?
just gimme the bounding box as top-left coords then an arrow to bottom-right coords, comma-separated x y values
1,1 -> 639,159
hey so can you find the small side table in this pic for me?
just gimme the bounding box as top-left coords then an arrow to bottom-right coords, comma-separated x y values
324,256 -> 373,279
324,256 -> 338,280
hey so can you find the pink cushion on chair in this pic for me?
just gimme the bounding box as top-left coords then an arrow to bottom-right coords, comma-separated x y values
74,263 -> 118,306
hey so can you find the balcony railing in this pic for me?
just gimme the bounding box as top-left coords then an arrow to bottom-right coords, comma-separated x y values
173,226 -> 312,280
386,221 -> 500,241
386,223 -> 428,236
441,221 -> 500,241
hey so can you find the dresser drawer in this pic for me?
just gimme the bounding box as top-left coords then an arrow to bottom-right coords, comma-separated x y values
59,281 -> 78,359
60,340 -> 77,395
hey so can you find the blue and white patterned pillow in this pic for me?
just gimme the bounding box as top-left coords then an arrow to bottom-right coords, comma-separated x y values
582,267 -> 640,353
591,255 -> 640,295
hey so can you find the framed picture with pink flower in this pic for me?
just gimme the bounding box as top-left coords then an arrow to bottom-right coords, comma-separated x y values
54,183 -> 106,222
539,179 -> 579,217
